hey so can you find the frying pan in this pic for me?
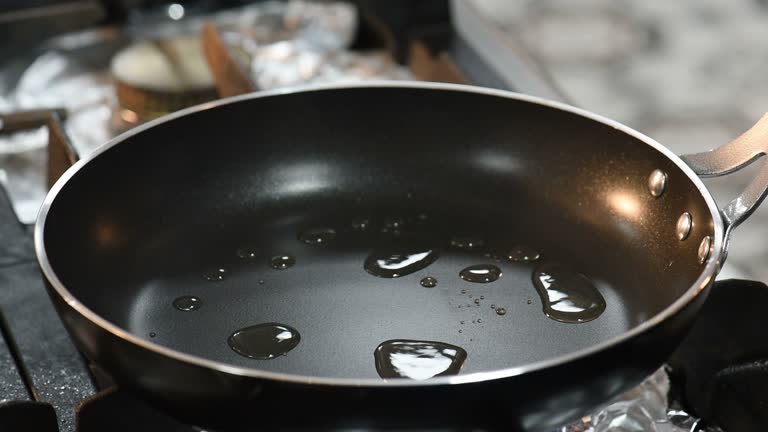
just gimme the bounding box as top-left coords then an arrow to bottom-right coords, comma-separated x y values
35,82 -> 768,430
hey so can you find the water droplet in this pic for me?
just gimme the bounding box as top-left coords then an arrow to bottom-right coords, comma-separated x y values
420,276 -> 438,288
532,263 -> 606,323
477,318 -> 482,323
236,247 -> 258,259
450,234 -> 485,250
149,332 -> 156,338
298,228 -> 336,245
364,249 -> 439,278
173,295 -> 202,311
202,267 -> 227,281
228,323 -> 301,359
258,279 -> 265,285
352,219 -> 370,230
480,296 -> 484,300
460,320 -> 465,325
270,255 -> 296,270
490,304 -> 496,309
495,307 -> 506,316
459,264 -> 502,283
473,298 -> 480,305
460,289 -> 467,294
527,299 -> 532,305
458,330 -> 462,333
507,245 -> 540,263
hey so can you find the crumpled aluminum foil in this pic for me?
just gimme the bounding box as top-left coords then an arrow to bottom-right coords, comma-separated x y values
0,0 -> 411,223
250,40 -> 412,89
560,368 -> 722,432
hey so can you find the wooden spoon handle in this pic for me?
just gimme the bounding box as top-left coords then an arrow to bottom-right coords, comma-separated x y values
201,22 -> 256,98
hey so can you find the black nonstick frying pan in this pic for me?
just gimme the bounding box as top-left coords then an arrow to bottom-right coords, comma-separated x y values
35,82 -> 768,430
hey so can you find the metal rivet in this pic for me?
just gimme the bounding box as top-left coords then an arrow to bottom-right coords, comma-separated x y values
676,212 -> 692,240
698,236 -> 712,264
648,169 -> 667,197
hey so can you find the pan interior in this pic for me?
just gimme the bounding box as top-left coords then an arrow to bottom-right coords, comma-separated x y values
42,86 -> 715,379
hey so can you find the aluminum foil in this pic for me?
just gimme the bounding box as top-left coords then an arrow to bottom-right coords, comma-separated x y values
0,0 -> 412,223
250,41 -> 412,89
560,368 -> 722,432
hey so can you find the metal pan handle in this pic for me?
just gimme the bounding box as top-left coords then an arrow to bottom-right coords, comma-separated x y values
46,111 -> 79,188
681,113 -> 768,236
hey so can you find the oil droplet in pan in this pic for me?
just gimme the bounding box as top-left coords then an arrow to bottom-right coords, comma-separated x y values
298,228 -> 336,245
236,247 -> 258,259
420,277 -> 438,288
173,295 -> 202,311
374,339 -> 467,380
352,219 -> 370,230
459,264 -> 502,283
450,234 -> 485,250
506,246 -> 540,263
270,255 -> 296,270
365,249 -> 439,278
228,323 -> 301,359
532,263 -> 606,323
202,267 -> 227,281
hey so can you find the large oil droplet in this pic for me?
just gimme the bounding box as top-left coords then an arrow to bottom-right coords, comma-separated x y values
173,295 -> 202,311
270,255 -> 296,270
506,245 -> 540,263
202,267 -> 227,281
298,228 -> 336,245
459,264 -> 501,283
228,323 -> 301,359
374,339 -> 467,380
364,249 -> 439,278
532,263 -> 606,323
495,307 -> 506,316
450,234 -> 485,250
420,276 -> 437,288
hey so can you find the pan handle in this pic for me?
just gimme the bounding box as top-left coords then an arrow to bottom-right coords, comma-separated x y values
680,113 -> 768,236
46,111 -> 79,188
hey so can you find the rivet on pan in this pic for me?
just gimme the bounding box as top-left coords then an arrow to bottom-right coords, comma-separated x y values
698,236 -> 713,264
648,169 -> 667,197
676,212 -> 692,241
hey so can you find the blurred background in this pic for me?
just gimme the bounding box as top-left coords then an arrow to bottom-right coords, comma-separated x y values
472,0 -> 768,282
1,0 -> 767,281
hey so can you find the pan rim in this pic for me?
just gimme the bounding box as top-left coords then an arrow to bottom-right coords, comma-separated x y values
34,80 -> 724,388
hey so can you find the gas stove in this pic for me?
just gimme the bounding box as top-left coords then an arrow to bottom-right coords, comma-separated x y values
1,1 -> 767,431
